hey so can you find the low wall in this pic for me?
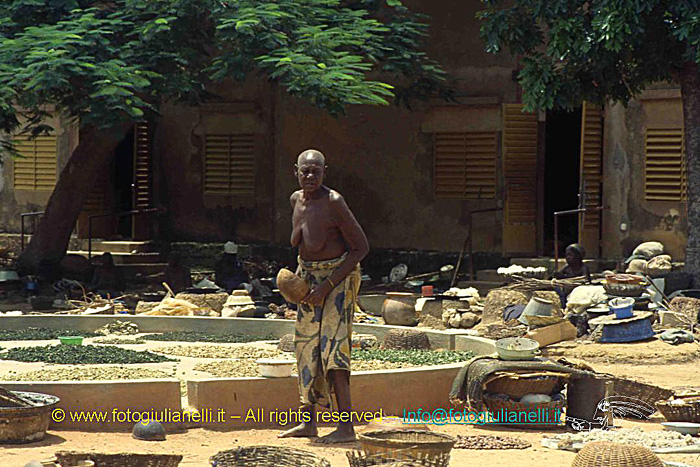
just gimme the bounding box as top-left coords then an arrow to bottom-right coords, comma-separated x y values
187,363 -> 464,431
1,379 -> 183,432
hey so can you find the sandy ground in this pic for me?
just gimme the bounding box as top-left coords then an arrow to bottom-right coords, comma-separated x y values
2,336 -> 700,466
3,418 -> 700,466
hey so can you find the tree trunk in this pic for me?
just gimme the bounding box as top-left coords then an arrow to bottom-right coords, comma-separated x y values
18,123 -> 131,275
680,61 -> 700,285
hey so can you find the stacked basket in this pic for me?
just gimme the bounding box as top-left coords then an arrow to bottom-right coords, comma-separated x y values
655,395 -> 700,423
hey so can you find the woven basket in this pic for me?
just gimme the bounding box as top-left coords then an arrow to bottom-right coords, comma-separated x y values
358,430 -> 455,461
655,396 -> 700,423
346,450 -> 450,467
570,441 -> 663,467
210,446 -> 330,467
612,378 -> 674,416
55,451 -> 182,467
382,329 -> 431,350
485,374 -> 565,399
483,393 -> 564,429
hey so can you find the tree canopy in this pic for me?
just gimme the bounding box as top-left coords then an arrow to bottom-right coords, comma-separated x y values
478,0 -> 700,111
0,0 -> 449,149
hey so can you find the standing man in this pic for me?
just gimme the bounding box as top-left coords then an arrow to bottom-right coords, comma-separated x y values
279,149 -> 369,444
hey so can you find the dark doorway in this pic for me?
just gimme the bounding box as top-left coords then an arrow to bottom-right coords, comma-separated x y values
544,108 -> 581,257
113,129 -> 135,238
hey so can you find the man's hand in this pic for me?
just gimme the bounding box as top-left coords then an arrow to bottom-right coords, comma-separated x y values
302,280 -> 334,306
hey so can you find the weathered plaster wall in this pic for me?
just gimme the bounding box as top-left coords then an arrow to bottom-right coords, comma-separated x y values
0,115 -> 78,234
603,88 -> 687,260
152,79 -> 277,243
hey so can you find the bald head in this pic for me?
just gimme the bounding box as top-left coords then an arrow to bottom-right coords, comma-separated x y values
297,149 -> 326,167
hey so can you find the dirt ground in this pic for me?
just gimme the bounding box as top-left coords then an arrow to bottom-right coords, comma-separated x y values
2,337 -> 700,466
3,418 -> 700,467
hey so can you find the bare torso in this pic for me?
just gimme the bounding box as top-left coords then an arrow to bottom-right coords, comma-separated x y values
291,187 -> 348,261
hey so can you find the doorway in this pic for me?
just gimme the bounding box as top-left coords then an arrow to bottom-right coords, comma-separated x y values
113,128 -> 135,238
544,108 -> 582,257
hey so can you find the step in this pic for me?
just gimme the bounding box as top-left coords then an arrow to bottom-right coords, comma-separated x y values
66,251 -> 163,265
509,257 -> 617,273
78,240 -> 154,253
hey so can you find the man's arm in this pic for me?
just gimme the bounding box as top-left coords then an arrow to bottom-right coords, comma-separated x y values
325,192 -> 369,286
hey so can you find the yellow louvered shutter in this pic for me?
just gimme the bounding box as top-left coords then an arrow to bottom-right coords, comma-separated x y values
579,102 -> 604,257
502,103 -> 538,254
434,132 -> 497,199
204,134 -> 255,196
645,128 -> 686,201
12,135 -> 57,190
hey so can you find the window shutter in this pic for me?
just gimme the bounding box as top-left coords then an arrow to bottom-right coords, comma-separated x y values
434,131 -> 497,199
204,134 -> 255,196
12,135 -> 58,190
644,129 -> 685,201
133,122 -> 151,208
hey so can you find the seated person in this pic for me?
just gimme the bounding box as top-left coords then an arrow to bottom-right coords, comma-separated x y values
164,252 -> 192,294
215,241 -> 249,291
90,252 -> 125,297
554,243 -> 591,280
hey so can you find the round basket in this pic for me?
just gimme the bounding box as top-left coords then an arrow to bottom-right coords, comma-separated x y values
570,441 -> 663,467
55,451 -> 182,467
210,446 -> 330,467
655,397 -> 700,423
358,429 -> 455,461
382,329 -> 431,350
346,449 -> 450,467
485,374 -> 565,400
483,394 -> 564,429
277,333 -> 295,353
611,378 -> 674,417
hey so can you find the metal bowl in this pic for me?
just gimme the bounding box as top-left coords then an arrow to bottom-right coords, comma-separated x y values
662,422 -> 700,436
495,337 -> 541,361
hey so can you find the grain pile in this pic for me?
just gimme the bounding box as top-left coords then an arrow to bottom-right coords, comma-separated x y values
151,344 -> 284,360
92,336 -> 146,345
544,427 -> 699,451
482,290 -> 528,324
143,331 -> 271,343
1,367 -> 173,381
194,358 -> 411,378
455,435 -> 531,450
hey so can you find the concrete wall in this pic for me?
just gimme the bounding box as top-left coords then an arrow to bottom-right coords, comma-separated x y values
602,87 -> 687,260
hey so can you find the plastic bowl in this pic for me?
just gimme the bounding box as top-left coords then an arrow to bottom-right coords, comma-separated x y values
58,336 -> 84,346
609,297 -> 635,319
256,358 -> 295,378
662,422 -> 700,436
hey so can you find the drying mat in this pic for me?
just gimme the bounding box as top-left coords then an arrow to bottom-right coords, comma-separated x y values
449,356 -> 592,410
454,435 -> 531,450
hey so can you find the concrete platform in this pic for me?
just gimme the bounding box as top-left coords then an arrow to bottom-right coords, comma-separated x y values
1,379 -> 183,432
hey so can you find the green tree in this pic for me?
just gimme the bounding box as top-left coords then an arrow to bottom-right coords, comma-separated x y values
1,0 -> 449,273
479,0 -> 700,278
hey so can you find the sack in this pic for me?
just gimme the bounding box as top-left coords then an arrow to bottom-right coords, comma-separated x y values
565,285 -> 607,314
647,254 -> 672,277
632,241 -> 664,260
626,259 -> 648,274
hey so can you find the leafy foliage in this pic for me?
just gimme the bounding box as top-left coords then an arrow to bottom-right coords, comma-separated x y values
0,327 -> 99,341
353,349 -> 476,365
0,344 -> 176,364
142,331 -> 275,343
478,0 -> 700,111
0,0 -> 449,155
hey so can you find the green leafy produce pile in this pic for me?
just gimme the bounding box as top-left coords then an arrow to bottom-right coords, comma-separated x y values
0,328 -> 100,341
142,331 -> 275,343
352,349 -> 475,366
0,345 -> 176,364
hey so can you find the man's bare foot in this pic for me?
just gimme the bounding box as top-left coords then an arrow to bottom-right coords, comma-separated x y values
278,423 -> 318,438
313,426 -> 356,444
